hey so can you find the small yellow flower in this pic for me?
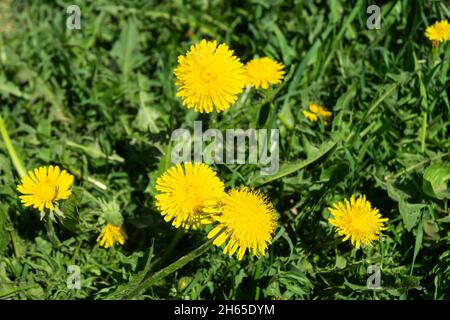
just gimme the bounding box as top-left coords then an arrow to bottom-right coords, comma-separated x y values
328,195 -> 388,249
207,188 -> 277,261
302,103 -> 332,124
174,39 -> 246,113
97,224 -> 127,249
17,165 -> 74,213
244,57 -> 285,89
425,20 -> 450,47
155,163 -> 225,229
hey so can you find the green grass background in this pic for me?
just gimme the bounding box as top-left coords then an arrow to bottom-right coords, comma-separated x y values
0,0 -> 449,299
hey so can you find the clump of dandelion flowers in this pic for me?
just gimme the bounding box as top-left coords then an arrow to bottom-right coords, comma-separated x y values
425,20 -> 450,47
97,224 -> 127,249
302,103 -> 332,124
17,165 -> 74,217
174,39 -> 246,113
244,57 -> 285,89
155,163 -> 225,229
328,195 -> 388,249
207,188 -> 277,261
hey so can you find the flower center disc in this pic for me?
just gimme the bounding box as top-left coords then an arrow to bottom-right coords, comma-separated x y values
200,68 -> 217,83
38,183 -> 57,202
185,186 -> 203,213
351,215 -> 370,234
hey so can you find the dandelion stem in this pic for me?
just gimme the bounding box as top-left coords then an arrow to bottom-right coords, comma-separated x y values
384,152 -> 449,180
68,167 -> 108,190
152,229 -> 184,270
45,218 -> 61,248
0,113 -> 26,178
420,111 -> 427,152
122,239 -> 214,299
210,110 -> 218,127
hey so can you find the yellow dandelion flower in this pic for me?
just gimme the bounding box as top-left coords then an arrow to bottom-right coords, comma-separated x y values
17,165 -> 74,214
244,57 -> 285,89
425,20 -> 450,47
97,224 -> 127,249
328,195 -> 388,249
174,39 -> 246,113
207,188 -> 277,261
155,163 -> 225,229
302,103 -> 332,124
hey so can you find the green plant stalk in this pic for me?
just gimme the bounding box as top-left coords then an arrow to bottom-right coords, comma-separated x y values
45,217 -> 61,248
420,111 -> 427,152
440,44 -> 450,107
253,259 -> 263,299
9,227 -> 24,259
152,228 -> 184,270
65,139 -> 124,163
384,152 -> 449,180
0,113 -> 26,178
68,167 -> 108,190
122,239 -> 215,299
410,218 -> 424,276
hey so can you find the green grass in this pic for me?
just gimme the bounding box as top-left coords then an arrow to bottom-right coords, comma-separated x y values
0,0 -> 449,300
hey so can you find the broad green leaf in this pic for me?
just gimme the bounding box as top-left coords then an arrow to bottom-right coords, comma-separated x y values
66,140 -> 124,163
343,279 -> 368,291
111,18 -> 140,79
0,79 -> 29,99
422,163 -> 450,200
378,180 -> 425,232
249,140 -> 337,186
278,102 -> 295,129
135,106 -> 161,133
301,135 -> 319,159
399,199 -> 426,232
423,218 -> 440,241
34,76 -> 70,122
335,255 -> 347,269
320,163 -> 349,182
383,182 -> 406,202
437,215 -> 450,223
329,0 -> 343,25
270,24 -> 295,65
59,192 -> 80,233
410,219 -> 424,275
104,241 -> 155,300
134,73 -> 161,133
0,204 -> 9,255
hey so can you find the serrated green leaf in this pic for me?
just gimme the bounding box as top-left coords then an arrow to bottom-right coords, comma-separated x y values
249,140 -> 337,186
59,192 -> 80,233
111,18 -> 141,79
399,199 -> 426,232
422,163 -> 450,200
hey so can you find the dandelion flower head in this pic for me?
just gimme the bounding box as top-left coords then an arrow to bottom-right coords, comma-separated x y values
17,165 -> 74,213
328,195 -> 388,249
425,20 -> 450,47
155,163 -> 225,229
97,224 -> 127,249
174,39 -> 246,113
207,188 -> 277,260
302,103 -> 332,124
244,57 -> 285,89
